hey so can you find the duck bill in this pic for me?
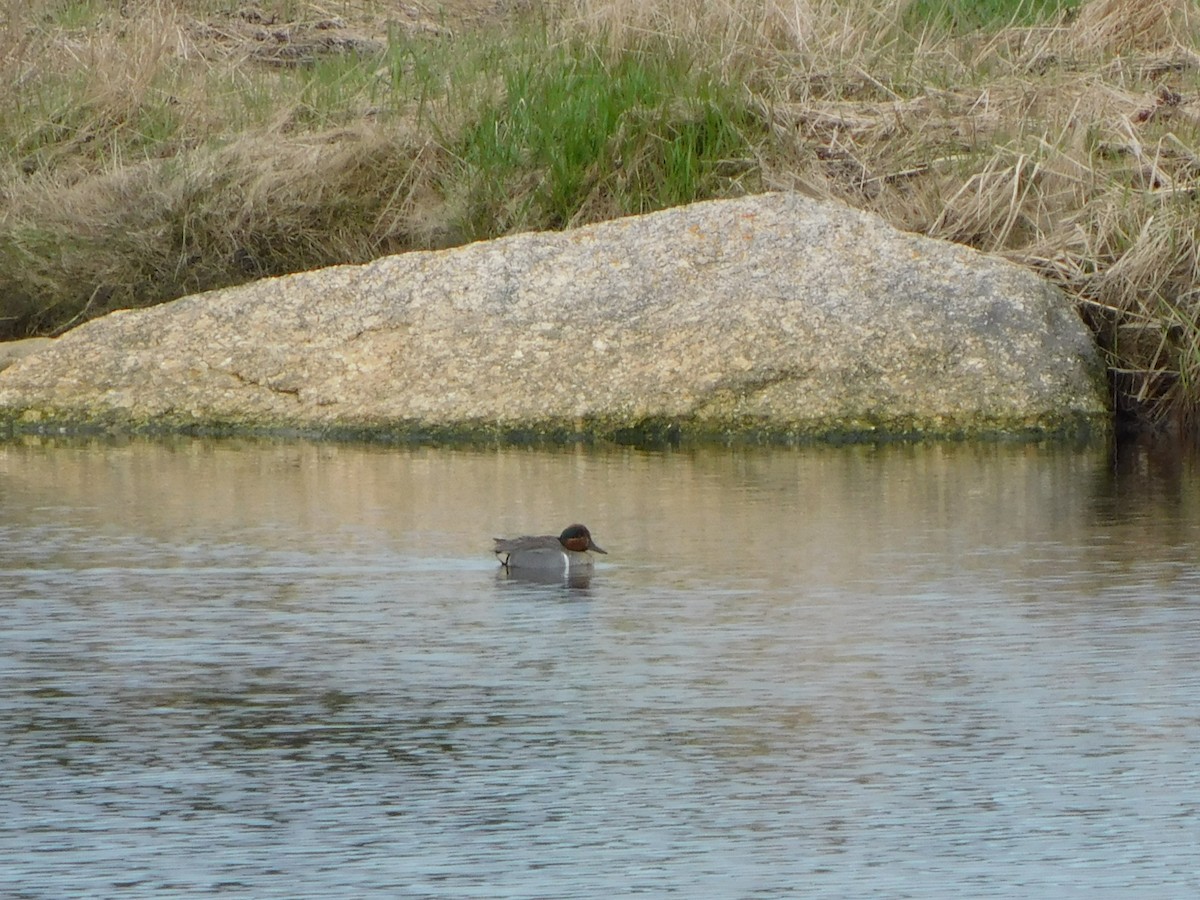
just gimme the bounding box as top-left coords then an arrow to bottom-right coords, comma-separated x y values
590,542 -> 607,554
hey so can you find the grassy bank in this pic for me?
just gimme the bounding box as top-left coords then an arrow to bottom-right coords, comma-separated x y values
2,0 -> 1198,430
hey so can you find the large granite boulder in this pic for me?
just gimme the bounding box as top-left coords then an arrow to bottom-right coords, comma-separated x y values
0,193 -> 1107,441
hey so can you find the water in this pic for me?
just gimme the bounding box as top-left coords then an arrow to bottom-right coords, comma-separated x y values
2,437 -> 1199,898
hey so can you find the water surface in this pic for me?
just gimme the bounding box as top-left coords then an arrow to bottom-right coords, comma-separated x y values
2,437 -> 1199,897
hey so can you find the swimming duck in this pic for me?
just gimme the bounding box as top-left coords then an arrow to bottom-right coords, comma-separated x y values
493,524 -> 607,571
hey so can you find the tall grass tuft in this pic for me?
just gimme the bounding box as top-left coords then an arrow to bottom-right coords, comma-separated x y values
450,42 -> 756,236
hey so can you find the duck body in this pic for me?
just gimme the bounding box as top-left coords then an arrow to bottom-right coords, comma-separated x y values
493,524 -> 607,572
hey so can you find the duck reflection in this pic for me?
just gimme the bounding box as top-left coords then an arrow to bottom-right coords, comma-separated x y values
495,566 -> 594,590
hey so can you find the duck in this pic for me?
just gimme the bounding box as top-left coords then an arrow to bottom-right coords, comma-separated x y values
493,524 -> 608,571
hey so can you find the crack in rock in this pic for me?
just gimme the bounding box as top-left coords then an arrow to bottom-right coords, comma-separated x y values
225,369 -> 302,400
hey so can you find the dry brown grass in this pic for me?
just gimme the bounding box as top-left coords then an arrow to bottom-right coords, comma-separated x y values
0,1 -> 463,332
1073,0 -> 1193,51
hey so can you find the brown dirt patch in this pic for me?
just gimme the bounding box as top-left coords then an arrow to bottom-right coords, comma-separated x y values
184,2 -> 539,66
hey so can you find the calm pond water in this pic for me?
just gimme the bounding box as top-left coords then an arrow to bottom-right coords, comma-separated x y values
2,436 -> 1199,898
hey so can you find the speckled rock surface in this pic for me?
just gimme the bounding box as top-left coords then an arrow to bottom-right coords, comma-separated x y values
0,338 -> 53,373
0,193 -> 1108,441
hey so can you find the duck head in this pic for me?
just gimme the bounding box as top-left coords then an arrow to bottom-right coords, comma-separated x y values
558,524 -> 607,554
